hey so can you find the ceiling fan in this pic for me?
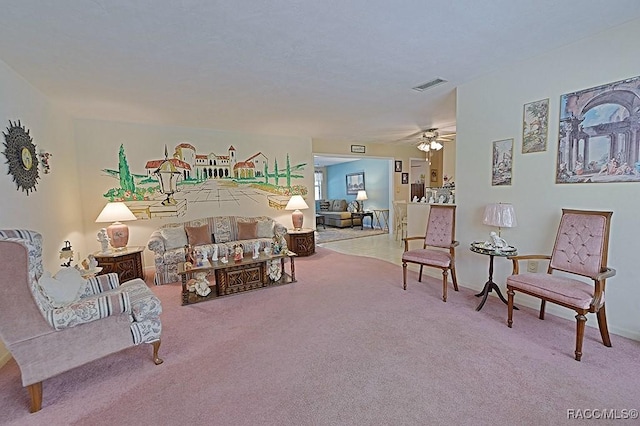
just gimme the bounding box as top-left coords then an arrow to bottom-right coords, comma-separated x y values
413,128 -> 456,152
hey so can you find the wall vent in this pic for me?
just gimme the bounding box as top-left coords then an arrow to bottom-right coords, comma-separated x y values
412,78 -> 447,92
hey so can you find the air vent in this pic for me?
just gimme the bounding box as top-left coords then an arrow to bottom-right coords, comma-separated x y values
412,78 -> 447,92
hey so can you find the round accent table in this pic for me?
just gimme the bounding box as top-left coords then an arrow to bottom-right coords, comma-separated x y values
286,228 -> 315,257
469,243 -> 519,312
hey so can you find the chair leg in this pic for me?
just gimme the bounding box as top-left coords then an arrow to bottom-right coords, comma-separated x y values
28,382 -> 42,413
442,270 -> 448,302
450,266 -> 459,291
539,300 -> 546,320
418,265 -> 424,282
507,288 -> 514,328
402,262 -> 407,290
575,313 -> 587,361
596,305 -> 612,347
152,340 -> 164,365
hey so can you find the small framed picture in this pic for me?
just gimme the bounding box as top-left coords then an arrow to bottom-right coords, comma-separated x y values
430,169 -> 438,182
401,172 -> 409,184
394,160 -> 402,172
350,145 -> 366,154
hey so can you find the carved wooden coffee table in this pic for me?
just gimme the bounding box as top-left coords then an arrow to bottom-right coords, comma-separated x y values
177,251 -> 296,305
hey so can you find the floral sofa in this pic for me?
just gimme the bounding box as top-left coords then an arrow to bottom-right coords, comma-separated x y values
147,216 -> 287,285
317,199 -> 362,228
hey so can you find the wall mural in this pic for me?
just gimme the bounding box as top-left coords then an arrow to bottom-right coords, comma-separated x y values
102,142 -> 308,219
557,75 -> 640,183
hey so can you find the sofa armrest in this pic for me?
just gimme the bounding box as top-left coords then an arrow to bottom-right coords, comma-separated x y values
44,291 -> 131,330
147,229 -> 166,254
274,221 -> 287,236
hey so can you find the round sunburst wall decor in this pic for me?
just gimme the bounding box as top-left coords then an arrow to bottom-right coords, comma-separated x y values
2,120 -> 39,195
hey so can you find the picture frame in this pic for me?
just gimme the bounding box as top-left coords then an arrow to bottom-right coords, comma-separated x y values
430,169 -> 438,183
556,74 -> 640,184
522,98 -> 549,153
401,172 -> 408,184
346,172 -> 365,194
350,145 -> 366,154
394,160 -> 402,172
492,138 -> 513,186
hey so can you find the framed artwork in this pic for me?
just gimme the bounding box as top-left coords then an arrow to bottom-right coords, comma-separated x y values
492,139 -> 513,186
395,160 -> 402,172
401,172 -> 408,184
522,98 -> 549,153
557,75 -> 640,184
430,169 -> 438,183
346,172 -> 365,194
350,145 -> 366,154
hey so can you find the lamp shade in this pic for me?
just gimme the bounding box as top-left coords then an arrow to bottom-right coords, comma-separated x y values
356,190 -> 368,201
95,202 -> 137,249
482,203 -> 517,228
285,195 -> 309,211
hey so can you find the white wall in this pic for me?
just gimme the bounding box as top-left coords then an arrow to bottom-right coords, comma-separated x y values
456,19 -> 640,339
0,59 -> 83,365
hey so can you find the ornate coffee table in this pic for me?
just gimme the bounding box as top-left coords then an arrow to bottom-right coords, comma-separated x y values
177,251 -> 296,305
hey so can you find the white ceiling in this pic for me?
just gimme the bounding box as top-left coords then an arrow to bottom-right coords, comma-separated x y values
1,1 -> 640,144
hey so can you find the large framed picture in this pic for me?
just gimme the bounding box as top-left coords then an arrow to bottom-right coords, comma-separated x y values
557,75 -> 640,184
522,98 -> 549,153
346,172 -> 365,195
492,139 -> 513,186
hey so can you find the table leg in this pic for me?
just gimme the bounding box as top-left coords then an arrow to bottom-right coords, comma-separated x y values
181,274 -> 188,306
475,255 -> 518,311
290,256 -> 296,282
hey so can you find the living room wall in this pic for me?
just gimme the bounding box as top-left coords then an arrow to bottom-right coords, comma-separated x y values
74,119 -> 314,267
325,158 -> 390,215
0,58 -> 85,365
455,18 -> 640,339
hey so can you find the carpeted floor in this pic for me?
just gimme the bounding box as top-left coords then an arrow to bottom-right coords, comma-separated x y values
1,247 -> 639,425
315,226 -> 387,244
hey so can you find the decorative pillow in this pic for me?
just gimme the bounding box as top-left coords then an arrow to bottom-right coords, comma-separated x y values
185,224 -> 211,246
237,221 -> 258,240
39,268 -> 85,308
319,200 -> 330,211
160,226 -> 188,250
331,199 -> 347,211
256,220 -> 274,238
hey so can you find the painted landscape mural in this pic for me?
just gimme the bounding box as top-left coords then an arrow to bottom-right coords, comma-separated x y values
101,142 -> 308,219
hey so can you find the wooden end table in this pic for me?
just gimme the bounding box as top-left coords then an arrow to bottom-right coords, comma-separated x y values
93,246 -> 144,282
286,228 -> 315,256
350,211 -> 374,230
470,243 -> 519,311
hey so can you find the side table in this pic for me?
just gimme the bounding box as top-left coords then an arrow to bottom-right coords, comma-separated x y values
372,208 -> 390,231
94,246 -> 145,282
469,243 -> 519,312
350,211 -> 374,230
286,228 -> 315,256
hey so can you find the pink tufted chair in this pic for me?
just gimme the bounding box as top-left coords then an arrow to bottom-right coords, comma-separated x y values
506,209 -> 615,361
402,205 -> 459,302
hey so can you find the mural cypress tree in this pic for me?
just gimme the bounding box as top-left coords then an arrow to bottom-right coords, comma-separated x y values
274,158 -> 279,186
286,153 -> 291,187
264,162 -> 268,184
119,144 -> 135,192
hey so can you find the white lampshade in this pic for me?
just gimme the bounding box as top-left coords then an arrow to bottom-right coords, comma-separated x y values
482,203 -> 517,236
356,190 -> 368,201
95,202 -> 137,250
285,195 -> 309,230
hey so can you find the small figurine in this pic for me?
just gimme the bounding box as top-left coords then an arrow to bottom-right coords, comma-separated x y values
253,242 -> 260,259
185,244 -> 196,265
272,230 -> 287,255
448,195 -> 455,204
438,194 -> 446,203
220,246 -> 228,264
211,245 -> 219,261
186,272 -> 211,297
234,244 -> 244,262
59,240 -> 74,267
428,196 -> 435,204
489,231 -> 509,249
412,196 -> 419,202
420,196 -> 426,203
97,228 -> 110,253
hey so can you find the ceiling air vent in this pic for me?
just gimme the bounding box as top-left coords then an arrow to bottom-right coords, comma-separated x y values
412,78 -> 447,92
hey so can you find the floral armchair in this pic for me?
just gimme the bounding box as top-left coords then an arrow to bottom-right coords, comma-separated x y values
0,230 -> 163,412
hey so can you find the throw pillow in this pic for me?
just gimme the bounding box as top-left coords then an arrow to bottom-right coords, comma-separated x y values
185,224 -> 211,246
237,221 -> 258,240
319,200 -> 330,211
39,268 -> 85,308
160,226 -> 188,250
256,220 -> 274,238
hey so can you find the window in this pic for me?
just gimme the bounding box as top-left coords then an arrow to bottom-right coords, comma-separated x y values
314,170 -> 323,200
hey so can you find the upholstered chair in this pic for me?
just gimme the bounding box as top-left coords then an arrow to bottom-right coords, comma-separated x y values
402,205 -> 459,302
0,230 -> 163,412
506,209 -> 615,361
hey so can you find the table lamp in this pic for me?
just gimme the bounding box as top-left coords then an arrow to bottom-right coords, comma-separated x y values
285,195 -> 309,230
95,202 -> 137,250
356,190 -> 368,212
482,203 -> 517,237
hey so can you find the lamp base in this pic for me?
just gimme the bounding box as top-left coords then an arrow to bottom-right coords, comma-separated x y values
107,221 -> 129,250
291,210 -> 304,230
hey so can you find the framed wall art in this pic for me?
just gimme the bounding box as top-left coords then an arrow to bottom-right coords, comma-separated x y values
395,160 -> 402,172
346,172 -> 365,194
522,98 -> 549,153
350,145 -> 366,154
492,138 -> 513,186
557,75 -> 640,184
401,172 -> 408,184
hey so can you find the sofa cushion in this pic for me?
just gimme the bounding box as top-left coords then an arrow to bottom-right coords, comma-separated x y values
185,224 -> 211,246
256,219 -> 274,238
238,221 -> 258,240
330,199 -> 347,211
212,216 -> 233,243
160,226 -> 188,250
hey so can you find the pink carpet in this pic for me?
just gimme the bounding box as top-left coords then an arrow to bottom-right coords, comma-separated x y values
1,247 -> 639,425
